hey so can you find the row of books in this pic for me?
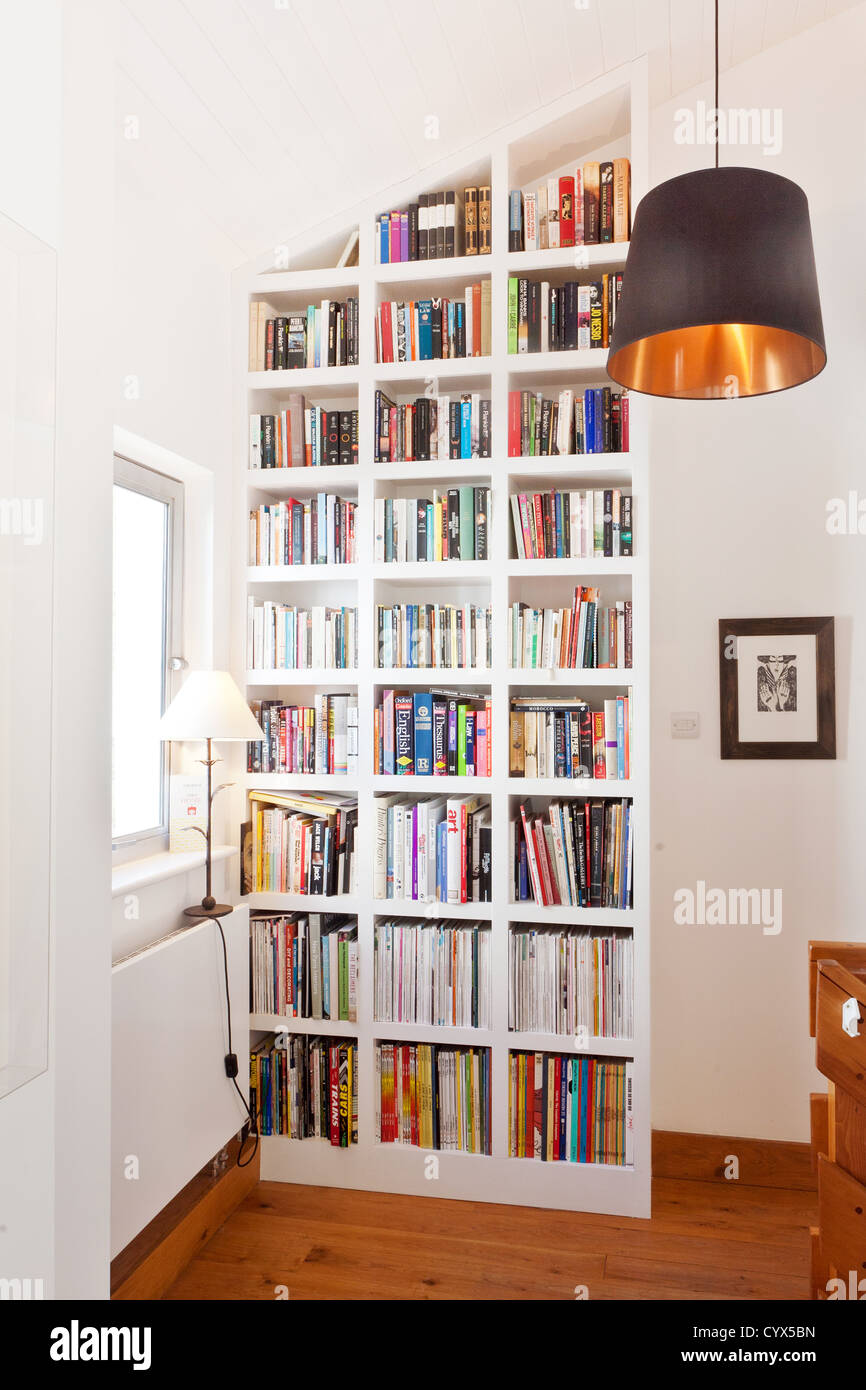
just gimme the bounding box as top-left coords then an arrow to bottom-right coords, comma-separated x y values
250,913 -> 358,1021
374,489 -> 490,565
247,696 -> 359,776
374,920 -> 491,1029
249,404 -> 358,470
508,592 -> 633,671
376,1042 -> 491,1152
508,1053 -> 633,1164
245,791 -> 358,897
374,794 -> 491,905
251,1033 -> 358,1144
511,488 -> 633,560
375,391 -> 492,462
509,695 -> 632,782
376,602 -> 492,671
507,274 -> 622,354
247,599 -> 358,671
248,496 -> 357,568
249,298 -> 359,372
375,186 -> 491,262
508,159 -> 631,250
512,798 -> 633,910
374,691 -> 492,778
375,287 -> 491,363
508,388 -> 629,457
509,929 -> 633,1039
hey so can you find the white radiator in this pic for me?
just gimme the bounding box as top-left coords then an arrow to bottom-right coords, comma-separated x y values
110,907 -> 249,1259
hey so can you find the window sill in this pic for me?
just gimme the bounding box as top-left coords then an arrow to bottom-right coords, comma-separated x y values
111,845 -> 236,898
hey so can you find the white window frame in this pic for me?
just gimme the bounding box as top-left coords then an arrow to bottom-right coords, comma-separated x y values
112,454 -> 185,852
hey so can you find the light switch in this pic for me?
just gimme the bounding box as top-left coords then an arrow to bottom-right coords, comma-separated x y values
671,711 -> 699,739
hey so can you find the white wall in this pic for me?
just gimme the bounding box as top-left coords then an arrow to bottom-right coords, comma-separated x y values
649,4 -> 866,1140
0,0 -> 115,1299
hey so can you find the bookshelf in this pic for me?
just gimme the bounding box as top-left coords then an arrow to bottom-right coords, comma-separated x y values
233,60 -> 650,1215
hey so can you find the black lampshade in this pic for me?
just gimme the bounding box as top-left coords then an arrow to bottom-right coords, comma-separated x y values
607,166 -> 826,399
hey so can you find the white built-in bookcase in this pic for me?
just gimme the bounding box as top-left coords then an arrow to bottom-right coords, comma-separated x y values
232,59 -> 650,1216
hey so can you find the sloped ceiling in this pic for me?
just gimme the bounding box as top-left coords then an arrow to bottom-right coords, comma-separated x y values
112,0 -> 860,266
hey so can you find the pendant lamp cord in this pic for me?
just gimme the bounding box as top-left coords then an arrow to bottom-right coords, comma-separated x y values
714,0 -> 720,168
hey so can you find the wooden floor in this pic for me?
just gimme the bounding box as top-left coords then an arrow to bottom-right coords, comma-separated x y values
163,1177 -> 817,1300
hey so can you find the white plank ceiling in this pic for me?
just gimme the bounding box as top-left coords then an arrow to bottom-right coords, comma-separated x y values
112,0 -> 862,265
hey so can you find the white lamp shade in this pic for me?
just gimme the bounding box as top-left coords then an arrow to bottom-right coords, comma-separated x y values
157,670 -> 264,742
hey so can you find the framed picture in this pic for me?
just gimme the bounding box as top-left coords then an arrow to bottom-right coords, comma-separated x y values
718,616 -> 836,759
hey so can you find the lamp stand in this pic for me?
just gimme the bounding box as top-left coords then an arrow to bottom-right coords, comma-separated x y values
184,736 -> 232,920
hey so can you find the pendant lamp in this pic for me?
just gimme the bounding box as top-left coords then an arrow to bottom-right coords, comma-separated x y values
607,0 -> 826,400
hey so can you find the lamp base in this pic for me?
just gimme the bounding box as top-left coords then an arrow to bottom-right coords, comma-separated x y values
184,903 -> 233,920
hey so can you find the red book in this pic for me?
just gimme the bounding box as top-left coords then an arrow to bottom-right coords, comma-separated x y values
525,1053 -> 535,1156
380,301 -> 394,363
329,1045 -> 340,1146
508,390 -> 521,456
553,1056 -> 562,1158
519,802 -> 545,904
559,176 -> 575,248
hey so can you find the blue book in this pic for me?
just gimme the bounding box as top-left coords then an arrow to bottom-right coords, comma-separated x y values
460,399 -> 471,458
306,306 -> 315,368
379,213 -> 389,264
509,189 -> 522,244
570,1058 -> 579,1161
584,388 -> 595,453
554,491 -> 563,557
413,692 -> 433,775
417,300 -> 433,359
616,698 -> 625,780
455,301 -> 465,353
447,300 -> 455,354
518,841 -> 528,899
580,1058 -> 589,1162
437,820 -> 447,901
464,710 -> 475,776
593,388 -> 604,452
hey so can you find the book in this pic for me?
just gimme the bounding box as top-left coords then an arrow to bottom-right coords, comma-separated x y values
509,926 -> 633,1037
507,160 -> 630,253
509,487 -> 632,557
246,789 -> 358,897
512,797 -> 632,909
507,388 -> 627,456
252,1032 -> 358,1144
374,690 -> 492,778
376,1041 -> 491,1152
251,298 -> 358,370
247,597 -> 358,670
507,590 -> 632,671
375,794 -> 490,904
373,391 -> 491,462
507,276 -> 623,355
375,919 -> 491,1028
250,913 -> 358,1021
247,696 -> 359,777
508,693 -> 631,781
249,495 -> 357,566
169,775 -> 207,853
374,487 -> 490,563
376,601 -> 492,671
509,1053 -> 632,1164
376,286 -> 491,362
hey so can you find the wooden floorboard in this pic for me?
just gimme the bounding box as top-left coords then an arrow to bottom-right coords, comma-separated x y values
163,1176 -> 818,1301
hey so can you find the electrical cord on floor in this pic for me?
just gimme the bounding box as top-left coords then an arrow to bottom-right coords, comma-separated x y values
213,914 -> 259,1169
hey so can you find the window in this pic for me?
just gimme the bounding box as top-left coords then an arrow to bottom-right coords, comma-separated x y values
112,456 -> 184,845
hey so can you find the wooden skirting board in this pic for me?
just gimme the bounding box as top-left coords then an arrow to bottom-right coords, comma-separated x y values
653,1130 -> 816,1191
111,1137 -> 260,1301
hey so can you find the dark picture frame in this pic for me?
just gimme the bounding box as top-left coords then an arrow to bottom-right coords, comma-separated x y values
718,616 -> 836,759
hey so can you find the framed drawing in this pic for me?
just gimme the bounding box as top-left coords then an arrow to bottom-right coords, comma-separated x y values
718,616 -> 836,759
